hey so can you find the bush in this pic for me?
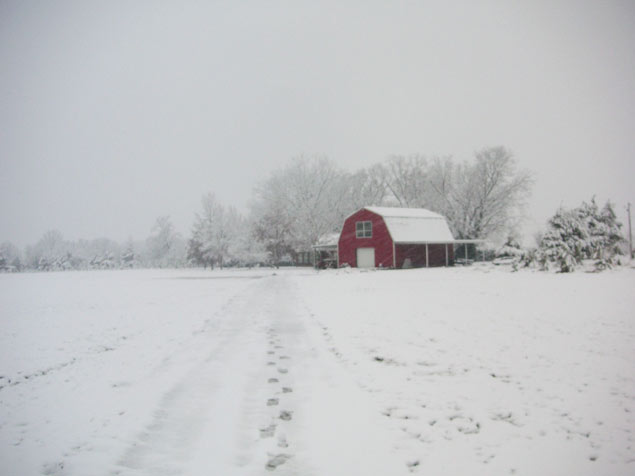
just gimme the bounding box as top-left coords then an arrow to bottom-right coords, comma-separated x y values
539,198 -> 624,272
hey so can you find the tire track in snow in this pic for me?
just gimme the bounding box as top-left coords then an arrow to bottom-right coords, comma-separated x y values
111,272 -> 410,476
113,277 -> 275,476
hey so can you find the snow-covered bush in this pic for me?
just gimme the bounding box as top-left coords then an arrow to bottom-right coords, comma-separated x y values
538,198 -> 624,272
0,241 -> 22,271
494,236 -> 524,261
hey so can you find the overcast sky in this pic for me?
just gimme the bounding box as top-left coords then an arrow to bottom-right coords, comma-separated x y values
1,1 -> 634,247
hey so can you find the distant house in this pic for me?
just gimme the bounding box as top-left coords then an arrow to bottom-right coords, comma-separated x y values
338,207 -> 471,268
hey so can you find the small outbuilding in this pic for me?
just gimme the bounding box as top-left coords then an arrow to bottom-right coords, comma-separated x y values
338,206 -> 468,268
312,232 -> 340,269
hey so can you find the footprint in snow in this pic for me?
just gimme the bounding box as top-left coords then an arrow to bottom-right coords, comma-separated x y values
278,368 -> 288,374
260,423 -> 276,438
268,378 -> 279,384
279,410 -> 293,421
42,461 -> 65,475
266,454 -> 291,471
282,387 -> 293,393
267,398 -> 279,406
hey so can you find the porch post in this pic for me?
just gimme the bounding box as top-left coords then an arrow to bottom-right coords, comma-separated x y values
393,242 -> 396,268
465,243 -> 468,262
445,243 -> 448,266
425,243 -> 429,268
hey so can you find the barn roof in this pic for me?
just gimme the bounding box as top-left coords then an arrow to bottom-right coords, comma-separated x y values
364,206 -> 455,243
364,206 -> 444,219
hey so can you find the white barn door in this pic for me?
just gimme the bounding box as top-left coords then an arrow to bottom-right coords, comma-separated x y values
356,248 -> 375,268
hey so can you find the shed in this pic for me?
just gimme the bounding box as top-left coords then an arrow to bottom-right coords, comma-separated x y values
312,233 -> 340,269
338,206 -> 474,268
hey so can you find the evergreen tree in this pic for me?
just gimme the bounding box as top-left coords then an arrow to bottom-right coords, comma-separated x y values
539,198 -> 624,272
121,239 -> 135,268
539,208 -> 586,272
495,235 -> 523,258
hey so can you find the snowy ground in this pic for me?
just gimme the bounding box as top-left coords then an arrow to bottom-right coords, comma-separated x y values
0,266 -> 633,475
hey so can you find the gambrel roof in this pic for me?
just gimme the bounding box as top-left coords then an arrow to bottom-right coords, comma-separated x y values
364,206 -> 455,243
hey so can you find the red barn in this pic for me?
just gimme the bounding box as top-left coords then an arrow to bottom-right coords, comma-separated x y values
338,207 -> 457,268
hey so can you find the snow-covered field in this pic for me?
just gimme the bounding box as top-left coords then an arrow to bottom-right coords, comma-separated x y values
1,266 -> 633,475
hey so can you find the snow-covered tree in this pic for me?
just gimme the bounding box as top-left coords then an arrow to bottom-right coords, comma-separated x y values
0,241 -> 22,271
250,193 -> 295,266
366,148 -> 532,241
80,238 -> 121,269
25,230 -> 69,270
251,156 -> 352,262
281,156 -> 350,250
426,157 -> 458,220
577,198 -> 623,265
346,165 -> 391,210
120,238 -> 136,268
538,198 -> 624,272
226,213 -> 267,266
208,204 -> 241,268
495,235 -> 524,259
381,155 -> 430,208
447,147 -> 532,240
539,208 -> 588,272
187,220 -> 208,267
146,216 -> 184,268
188,193 -> 244,268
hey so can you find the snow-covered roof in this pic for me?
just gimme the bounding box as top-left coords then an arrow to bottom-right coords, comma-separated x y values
364,206 -> 444,219
313,232 -> 340,248
365,206 -> 455,243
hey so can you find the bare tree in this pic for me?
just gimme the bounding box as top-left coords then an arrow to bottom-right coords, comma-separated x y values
346,164 -> 390,210
251,155 -> 350,260
425,156 -> 458,220
378,148 -> 532,240
189,193 -> 245,268
146,216 -> 183,267
251,174 -> 296,264
453,147 -> 532,239
381,155 -> 430,208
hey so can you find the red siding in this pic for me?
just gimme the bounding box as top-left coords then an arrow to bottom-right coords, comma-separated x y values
429,244 -> 454,267
395,244 -> 427,268
338,209 -> 394,268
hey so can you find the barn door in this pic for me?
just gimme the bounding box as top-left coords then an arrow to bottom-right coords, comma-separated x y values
356,247 -> 375,268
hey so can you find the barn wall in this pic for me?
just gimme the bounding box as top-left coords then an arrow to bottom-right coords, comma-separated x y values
428,244 -> 452,267
338,209 -> 393,267
395,244 -> 426,268
396,244 -> 455,268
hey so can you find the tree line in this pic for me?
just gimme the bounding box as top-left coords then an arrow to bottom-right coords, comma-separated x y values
3,146 -> 625,272
189,146 -> 533,267
2,146 -> 532,271
0,222 -> 186,272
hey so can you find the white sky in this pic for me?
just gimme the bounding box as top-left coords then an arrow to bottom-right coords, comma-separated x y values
1,1 -> 634,246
